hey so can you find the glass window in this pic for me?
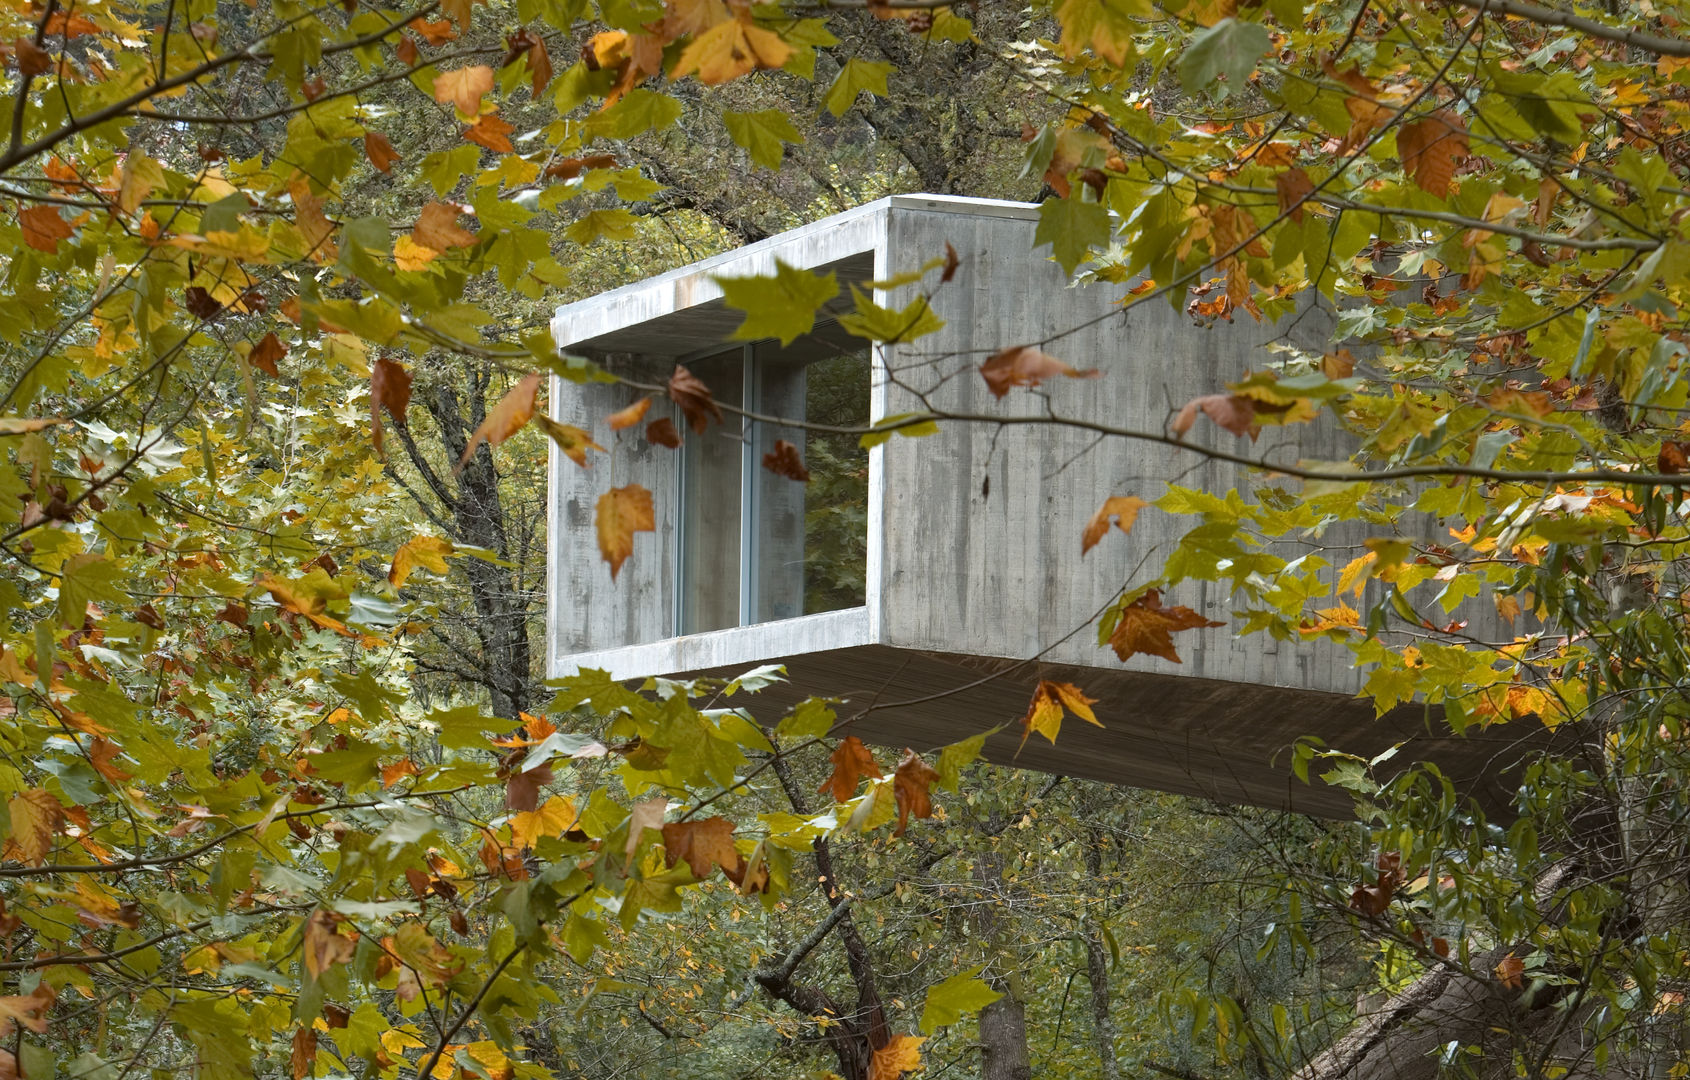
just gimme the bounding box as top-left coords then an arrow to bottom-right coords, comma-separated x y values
678,348 -> 744,634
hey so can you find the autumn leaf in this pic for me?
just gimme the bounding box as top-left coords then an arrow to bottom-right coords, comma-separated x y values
393,235 -> 438,271
0,984 -> 53,1038
1275,167 -> 1315,223
1396,109 -> 1468,198
463,113 -> 515,153
668,365 -> 724,433
978,345 -> 1100,398
410,16 -> 457,43
1017,680 -> 1102,752
545,153 -> 617,180
892,749 -> 939,837
413,201 -> 479,250
432,65 -> 494,117
608,397 -> 652,430
646,417 -> 682,448
819,735 -> 883,803
369,357 -> 412,457
387,922 -> 462,987
868,1035 -> 924,1080
1170,393 -> 1259,439
1660,441 -> 1689,474
510,795 -> 577,848
661,817 -> 743,879
248,332 -> 286,377
673,17 -> 792,85
504,28 -> 553,95
12,39 -> 50,76
363,132 -> 400,173
1081,495 -> 1148,554
624,796 -> 667,872
8,789 -> 61,866
19,205 -> 73,253
537,413 -> 605,467
291,1028 -> 317,1080
1493,952 -> 1525,989
389,535 -> 454,587
302,910 -> 357,980
456,373 -> 541,474
1107,589 -> 1223,663
504,761 -> 552,813
596,484 -> 655,579
762,439 -> 810,481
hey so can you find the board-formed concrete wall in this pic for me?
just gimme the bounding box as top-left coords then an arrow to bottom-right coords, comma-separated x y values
546,195 -> 1537,817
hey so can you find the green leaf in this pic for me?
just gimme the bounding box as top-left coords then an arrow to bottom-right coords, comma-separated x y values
58,553 -> 126,626
1178,18 -> 1271,99
584,89 -> 683,140
935,728 -> 995,791
723,109 -> 805,170
715,259 -> 839,346
920,965 -> 1004,1033
565,208 -> 640,246
775,698 -> 837,740
1035,196 -> 1111,275
824,59 -> 893,117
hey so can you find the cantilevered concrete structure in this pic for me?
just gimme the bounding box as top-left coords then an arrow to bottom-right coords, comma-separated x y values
547,195 -> 1531,818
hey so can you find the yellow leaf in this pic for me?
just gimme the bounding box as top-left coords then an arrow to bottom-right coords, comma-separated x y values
455,373 -> 542,474
536,413 -> 605,467
394,234 -> 440,272
7,789 -> 62,865
868,1034 -> 924,1080
432,65 -> 495,117
673,17 -> 791,85
389,535 -> 454,588
510,795 -> 577,849
1080,495 -> 1147,554
596,484 -> 655,579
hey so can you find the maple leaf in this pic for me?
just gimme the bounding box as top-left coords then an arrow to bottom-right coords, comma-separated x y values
302,909 -> 357,980
762,439 -> 810,482
819,736 -> 883,803
7,789 -> 61,866
363,132 -> 400,173
456,373 -> 541,474
674,17 -> 792,85
248,332 -> 285,377
624,797 -> 667,872
1017,680 -> 1102,751
596,484 -> 655,579
1494,952 -> 1524,989
45,12 -> 98,36
608,397 -> 652,430
646,417 -> 682,448
545,154 -> 617,180
868,1034 -> 924,1080
1660,441 -> 1690,474
289,174 -> 337,261
432,65 -> 494,117
389,534 -> 453,587
1274,166 -> 1315,223
1323,59 -> 1392,150
88,736 -> 132,782
668,365 -> 724,433
978,345 -> 1100,398
387,922 -> 462,986
1396,109 -> 1468,198
892,749 -> 939,837
661,817 -> 743,878
409,16 -> 457,43
1107,589 -> 1223,663
0,983 -> 53,1038
503,29 -> 553,95
463,113 -> 515,153
291,1028 -> 317,1080
381,758 -> 419,787
18,205 -> 72,253
537,414 -> 605,467
12,39 -> 50,76
413,201 -> 479,250
1081,495 -> 1148,554
1170,392 -> 1258,439
369,357 -> 412,457
510,795 -> 577,848
394,235 -> 438,272
504,761 -> 552,812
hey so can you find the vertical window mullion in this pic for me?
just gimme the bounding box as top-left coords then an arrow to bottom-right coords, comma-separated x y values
739,342 -> 757,626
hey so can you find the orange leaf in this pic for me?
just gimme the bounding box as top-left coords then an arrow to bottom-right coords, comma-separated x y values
608,397 -> 652,430
389,534 -> 453,588
978,345 -> 1099,398
761,439 -> 810,482
645,417 -> 682,448
1494,952 -> 1524,990
409,16 -> 457,44
661,817 -> 743,878
44,12 -> 99,36
364,132 -> 400,173
289,174 -> 337,262
302,909 -> 357,980
1107,589 -> 1222,664
1396,109 -> 1468,198
537,414 -> 605,467
18,205 -> 72,253
249,332 -> 286,378
463,113 -> 515,153
819,736 -> 882,803
7,789 -> 61,866
0,983 -> 53,1039
12,39 -> 50,76
88,737 -> 132,783
596,484 -> 655,579
369,358 -> 412,457
456,373 -> 542,473
432,65 -> 494,117
413,201 -> 478,250
668,364 -> 723,433
868,1035 -> 924,1080
1274,167 -> 1314,224
291,1028 -> 317,1080
891,749 -> 938,837
1081,495 -> 1147,554
381,758 -> 420,787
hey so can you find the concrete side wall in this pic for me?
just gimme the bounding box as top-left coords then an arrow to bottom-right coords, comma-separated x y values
876,204 -> 1364,695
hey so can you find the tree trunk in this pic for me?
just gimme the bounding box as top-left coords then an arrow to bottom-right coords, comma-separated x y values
1083,919 -> 1122,1080
972,845 -> 1032,1080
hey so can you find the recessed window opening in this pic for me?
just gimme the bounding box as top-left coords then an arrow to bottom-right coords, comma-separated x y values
676,321 -> 870,636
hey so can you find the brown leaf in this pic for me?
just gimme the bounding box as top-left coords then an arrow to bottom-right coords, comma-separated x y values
661,817 -> 742,879
291,1028 -> 317,1080
1107,589 -> 1223,664
1274,167 -> 1315,224
545,153 -> 617,181
45,12 -> 98,36
89,737 -> 131,783
819,736 -> 882,803
1322,348 -> 1355,379
891,749 -> 939,837
432,65 -> 494,116
363,132 -> 400,174
1081,495 -> 1148,555
12,38 -> 50,76
608,396 -> 652,430
413,201 -> 478,250
463,113 -> 515,154
302,909 -> 357,980
1170,393 -> 1258,439
504,762 -> 552,812
505,28 -> 553,95
1660,441 -> 1689,475
668,365 -> 723,433
289,174 -> 338,261
456,373 -> 542,473
184,286 -> 224,321
624,796 -> 667,872
537,413 -> 605,467
978,345 -> 1099,398
249,332 -> 286,377
1396,109 -> 1468,198
645,417 -> 682,448
762,439 -> 810,482
18,205 -> 72,253
7,789 -> 61,866
596,484 -> 655,579
396,34 -> 420,64
941,241 -> 958,283
369,358 -> 412,457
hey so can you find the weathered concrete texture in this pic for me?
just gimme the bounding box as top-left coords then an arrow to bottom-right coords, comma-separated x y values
548,194 -> 1533,816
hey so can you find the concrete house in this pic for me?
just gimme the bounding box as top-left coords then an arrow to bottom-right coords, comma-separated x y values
546,194 -> 1527,817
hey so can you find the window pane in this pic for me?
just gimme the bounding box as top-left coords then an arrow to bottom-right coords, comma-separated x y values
679,349 -> 744,634
752,327 -> 870,622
